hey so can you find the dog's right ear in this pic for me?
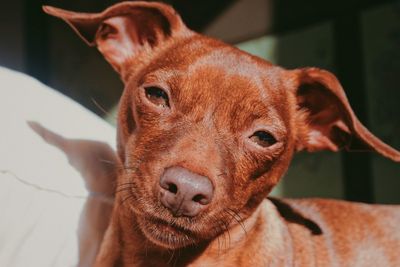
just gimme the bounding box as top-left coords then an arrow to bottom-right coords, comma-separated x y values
290,67 -> 400,162
43,2 -> 188,79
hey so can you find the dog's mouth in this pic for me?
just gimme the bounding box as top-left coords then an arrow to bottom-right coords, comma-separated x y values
137,215 -> 201,249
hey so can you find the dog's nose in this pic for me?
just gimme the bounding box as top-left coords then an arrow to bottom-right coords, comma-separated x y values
159,166 -> 214,217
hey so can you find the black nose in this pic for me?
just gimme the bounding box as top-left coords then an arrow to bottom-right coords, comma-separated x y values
159,166 -> 214,217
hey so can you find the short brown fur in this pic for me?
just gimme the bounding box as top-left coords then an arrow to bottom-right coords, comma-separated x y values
43,2 -> 400,266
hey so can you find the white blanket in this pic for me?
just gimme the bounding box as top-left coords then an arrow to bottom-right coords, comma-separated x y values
0,66 -> 116,267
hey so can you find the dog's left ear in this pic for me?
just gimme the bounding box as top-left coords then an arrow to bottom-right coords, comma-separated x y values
291,67 -> 400,162
43,2 -> 188,78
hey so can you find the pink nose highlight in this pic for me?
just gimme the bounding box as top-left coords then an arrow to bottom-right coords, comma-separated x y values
159,166 -> 214,217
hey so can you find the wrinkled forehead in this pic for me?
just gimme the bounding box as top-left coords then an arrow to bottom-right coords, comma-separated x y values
145,40 -> 287,106
132,38 -> 291,131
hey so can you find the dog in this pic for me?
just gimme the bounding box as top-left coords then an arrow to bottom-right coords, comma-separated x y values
43,1 -> 400,266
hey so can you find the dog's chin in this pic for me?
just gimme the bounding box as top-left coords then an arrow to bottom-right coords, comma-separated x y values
137,216 -> 200,249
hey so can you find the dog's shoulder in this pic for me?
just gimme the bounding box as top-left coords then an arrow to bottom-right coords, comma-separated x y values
268,197 -> 400,240
266,198 -> 400,265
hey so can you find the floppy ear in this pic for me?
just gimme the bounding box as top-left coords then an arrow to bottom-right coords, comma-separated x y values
292,67 -> 400,162
43,1 -> 188,78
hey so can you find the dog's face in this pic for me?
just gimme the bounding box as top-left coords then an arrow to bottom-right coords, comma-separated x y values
45,1 -> 400,250
118,41 -> 297,248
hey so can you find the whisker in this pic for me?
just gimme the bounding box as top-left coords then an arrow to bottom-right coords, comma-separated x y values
115,182 -> 136,187
98,158 -> 118,165
115,183 -> 137,192
217,231 -> 221,255
218,221 -> 227,252
115,162 -> 141,171
115,187 -> 133,194
144,239 -> 148,258
118,166 -> 139,172
226,208 -> 247,236
221,214 -> 231,250
208,215 -> 221,254
91,97 -> 113,117
211,213 -> 228,253
120,193 -> 136,206
174,247 -> 181,267
221,214 -> 232,251
167,247 -> 175,265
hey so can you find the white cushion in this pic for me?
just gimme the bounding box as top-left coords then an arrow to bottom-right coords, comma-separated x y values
0,66 -> 115,267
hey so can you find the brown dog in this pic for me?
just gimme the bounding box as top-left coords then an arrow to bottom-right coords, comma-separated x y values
44,2 -> 400,266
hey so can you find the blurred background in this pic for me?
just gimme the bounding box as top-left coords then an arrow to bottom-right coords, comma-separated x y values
1,0 -> 399,203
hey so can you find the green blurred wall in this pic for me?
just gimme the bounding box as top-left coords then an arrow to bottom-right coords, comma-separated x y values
237,3 -> 400,203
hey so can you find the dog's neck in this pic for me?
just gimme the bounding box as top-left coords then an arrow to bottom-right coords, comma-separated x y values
114,200 -> 292,267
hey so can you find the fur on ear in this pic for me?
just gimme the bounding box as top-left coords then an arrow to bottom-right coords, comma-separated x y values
292,67 -> 400,162
43,1 -> 189,76
43,2 -> 191,161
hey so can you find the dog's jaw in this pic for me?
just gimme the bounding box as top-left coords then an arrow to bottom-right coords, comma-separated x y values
136,215 -> 200,249
111,196 -> 291,267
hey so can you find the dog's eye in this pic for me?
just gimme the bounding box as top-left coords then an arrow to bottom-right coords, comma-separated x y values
249,131 -> 277,147
145,86 -> 169,108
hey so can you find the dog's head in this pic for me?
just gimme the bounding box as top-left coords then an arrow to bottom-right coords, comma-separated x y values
45,1 -> 400,249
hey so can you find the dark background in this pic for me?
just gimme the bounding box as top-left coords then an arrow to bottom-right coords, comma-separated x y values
1,0 -> 399,203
